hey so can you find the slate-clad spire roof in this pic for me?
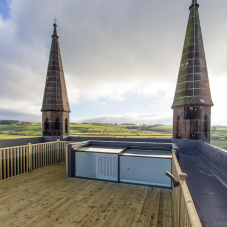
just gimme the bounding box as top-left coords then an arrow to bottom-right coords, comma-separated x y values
41,23 -> 70,112
190,0 -> 199,10
172,0 -> 213,108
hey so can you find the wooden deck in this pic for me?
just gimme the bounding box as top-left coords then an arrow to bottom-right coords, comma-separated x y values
0,164 -> 175,227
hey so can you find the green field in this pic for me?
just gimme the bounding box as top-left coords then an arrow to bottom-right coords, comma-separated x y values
70,124 -> 172,138
0,121 -> 226,148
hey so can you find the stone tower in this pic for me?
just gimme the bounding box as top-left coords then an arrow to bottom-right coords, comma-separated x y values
41,22 -> 70,136
172,0 -> 213,143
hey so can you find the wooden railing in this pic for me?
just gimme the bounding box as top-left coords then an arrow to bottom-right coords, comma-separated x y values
172,150 -> 202,227
0,140 -> 68,180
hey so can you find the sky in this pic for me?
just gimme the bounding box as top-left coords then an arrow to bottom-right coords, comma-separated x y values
0,0 -> 227,125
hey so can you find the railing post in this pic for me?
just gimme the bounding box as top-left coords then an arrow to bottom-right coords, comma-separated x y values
65,144 -> 69,176
27,143 -> 32,173
179,173 -> 187,181
56,139 -> 60,163
179,173 -> 187,227
0,149 -> 2,180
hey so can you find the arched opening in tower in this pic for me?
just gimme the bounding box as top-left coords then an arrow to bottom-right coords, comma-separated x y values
55,118 -> 60,134
44,118 -> 49,134
204,116 -> 208,139
190,115 -> 197,139
65,118 -> 68,134
176,116 -> 181,139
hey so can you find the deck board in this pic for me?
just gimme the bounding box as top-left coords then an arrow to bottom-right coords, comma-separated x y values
0,164 -> 175,227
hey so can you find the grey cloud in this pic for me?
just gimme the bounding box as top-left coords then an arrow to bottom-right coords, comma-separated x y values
0,0 -> 226,122
73,112 -> 171,125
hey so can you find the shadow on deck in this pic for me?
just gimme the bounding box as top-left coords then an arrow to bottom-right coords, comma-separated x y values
0,163 -> 175,227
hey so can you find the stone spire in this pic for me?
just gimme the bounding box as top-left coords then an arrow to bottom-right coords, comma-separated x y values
189,0 -> 199,10
171,0 -> 213,143
172,0 -> 213,109
41,22 -> 70,137
41,22 -> 70,112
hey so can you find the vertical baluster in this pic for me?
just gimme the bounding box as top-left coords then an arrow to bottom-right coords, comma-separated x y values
43,144 -> 45,166
55,140 -> 59,163
0,149 -> 2,180
62,143 -> 64,162
3,149 -> 6,179
43,143 -> 46,166
40,145 -> 42,167
45,144 -> 47,166
39,144 -> 43,168
60,142 -> 62,162
17,147 -> 19,175
35,145 -> 37,169
59,142 -> 61,162
47,144 -> 51,165
46,143 -> 49,165
20,147 -> 22,174
54,143 -> 56,164
27,144 -> 32,172
53,143 -> 55,164
47,143 -> 48,166
52,143 -> 54,164
50,143 -> 52,165
23,147 -> 26,173
36,145 -> 38,169
47,143 -> 49,165
21,147 -> 23,173
53,142 -> 55,164
42,144 -> 44,167
40,144 -> 42,167
47,143 -> 48,165
38,145 -> 40,168
65,144 -> 68,176
14,148 -> 16,176
10,148 -> 13,177
37,145 -> 39,169
61,143 -> 63,162
55,142 -> 57,163
6,149 -> 9,178
51,143 -> 53,165
32,145 -> 35,170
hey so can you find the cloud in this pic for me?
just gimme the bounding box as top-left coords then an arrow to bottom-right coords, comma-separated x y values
0,0 -> 227,124
0,99 -> 41,122
71,112 -> 172,125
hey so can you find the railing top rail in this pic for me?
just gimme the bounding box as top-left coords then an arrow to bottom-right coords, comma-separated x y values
180,180 -> 202,227
32,141 -> 57,146
172,150 -> 202,227
172,150 -> 182,176
0,140 -> 71,150
0,145 -> 29,150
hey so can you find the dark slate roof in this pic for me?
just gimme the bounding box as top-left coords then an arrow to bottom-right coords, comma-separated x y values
180,154 -> 227,227
41,23 -> 70,112
172,0 -> 213,108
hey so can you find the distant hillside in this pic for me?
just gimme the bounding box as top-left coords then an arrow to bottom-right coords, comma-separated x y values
0,120 -> 31,125
0,121 -> 226,148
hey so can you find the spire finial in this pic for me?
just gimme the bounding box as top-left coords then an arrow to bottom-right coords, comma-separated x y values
52,18 -> 59,38
189,0 -> 199,10
54,17 -> 57,26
